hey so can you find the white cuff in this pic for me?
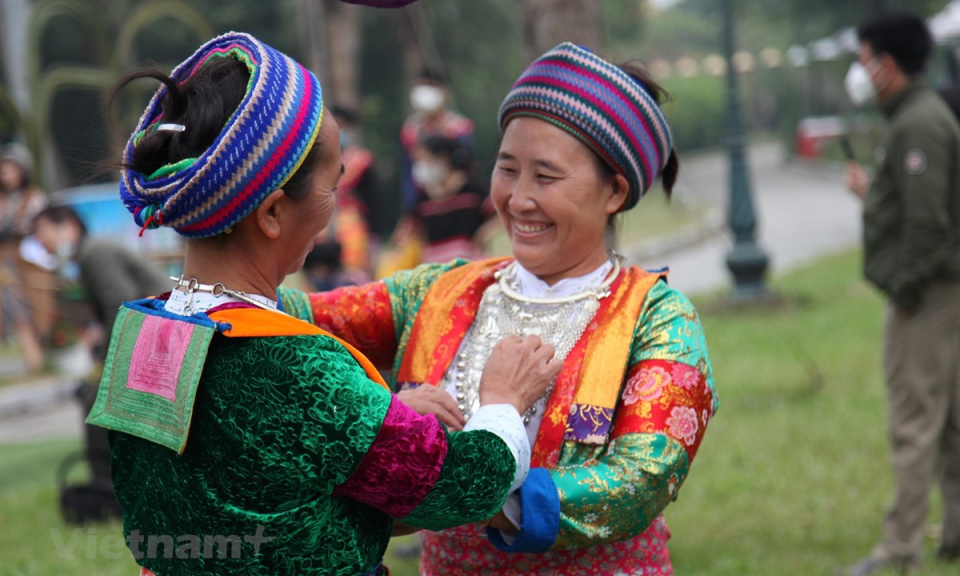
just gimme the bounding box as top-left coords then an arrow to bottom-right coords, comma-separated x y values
494,493 -> 522,545
464,404 -> 530,493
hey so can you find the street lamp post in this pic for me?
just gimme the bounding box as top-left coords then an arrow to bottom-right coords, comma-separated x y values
722,0 -> 770,300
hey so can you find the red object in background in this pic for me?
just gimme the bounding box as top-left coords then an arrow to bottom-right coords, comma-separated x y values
795,116 -> 848,159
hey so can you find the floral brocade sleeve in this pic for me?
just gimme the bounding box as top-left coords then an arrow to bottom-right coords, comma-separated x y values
491,281 -> 717,552
289,335 -> 521,529
279,261 -> 466,374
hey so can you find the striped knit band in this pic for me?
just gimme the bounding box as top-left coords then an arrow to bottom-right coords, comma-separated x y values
119,32 -> 323,238
498,42 -> 673,211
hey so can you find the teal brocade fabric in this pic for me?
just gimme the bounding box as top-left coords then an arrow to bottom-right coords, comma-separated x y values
109,331 -> 515,575
403,429 -> 514,530
111,334 -> 392,575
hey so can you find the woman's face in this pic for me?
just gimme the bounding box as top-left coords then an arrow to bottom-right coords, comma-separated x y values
491,117 -> 627,284
283,111 -> 341,275
0,160 -> 25,192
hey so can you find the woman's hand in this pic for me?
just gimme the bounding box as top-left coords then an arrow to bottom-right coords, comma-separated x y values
484,510 -> 519,532
396,385 -> 466,431
479,335 -> 563,415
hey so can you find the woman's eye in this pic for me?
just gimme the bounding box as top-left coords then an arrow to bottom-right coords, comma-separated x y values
497,165 -> 517,175
537,174 -> 557,182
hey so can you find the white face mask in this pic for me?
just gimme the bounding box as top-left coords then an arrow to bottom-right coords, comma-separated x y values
412,161 -> 448,194
410,85 -> 445,113
845,61 -> 878,106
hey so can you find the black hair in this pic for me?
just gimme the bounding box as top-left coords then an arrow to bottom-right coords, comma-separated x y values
34,204 -> 87,237
611,61 -> 679,200
304,240 -> 342,268
858,10 -> 933,76
420,134 -> 472,171
108,56 -> 322,203
329,104 -> 360,126
418,65 -> 449,85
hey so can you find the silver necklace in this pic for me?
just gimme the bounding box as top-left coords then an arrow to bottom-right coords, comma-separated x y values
446,255 -> 621,423
170,276 -> 285,316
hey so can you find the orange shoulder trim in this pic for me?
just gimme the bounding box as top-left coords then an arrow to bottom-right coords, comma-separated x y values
208,307 -> 388,390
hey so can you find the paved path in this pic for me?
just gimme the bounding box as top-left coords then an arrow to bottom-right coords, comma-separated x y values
0,142 -> 863,445
632,142 -> 862,295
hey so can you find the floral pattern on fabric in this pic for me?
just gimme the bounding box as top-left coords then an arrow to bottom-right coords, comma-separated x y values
613,360 -> 713,460
110,332 -> 518,576
420,515 -> 673,576
277,286 -> 312,323
292,263 -> 715,574
631,281 -> 717,412
549,434 -> 688,550
306,280 -> 398,370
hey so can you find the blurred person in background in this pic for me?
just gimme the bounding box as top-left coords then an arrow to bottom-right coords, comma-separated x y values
401,134 -> 496,264
842,10 -> 960,575
0,144 -> 47,371
33,204 -> 168,485
400,66 -> 474,211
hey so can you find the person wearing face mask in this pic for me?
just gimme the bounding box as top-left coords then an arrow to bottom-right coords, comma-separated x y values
405,135 -> 494,264
839,11 -> 960,576
400,67 -> 474,211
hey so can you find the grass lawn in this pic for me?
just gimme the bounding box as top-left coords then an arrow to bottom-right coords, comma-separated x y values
1,250 -> 954,575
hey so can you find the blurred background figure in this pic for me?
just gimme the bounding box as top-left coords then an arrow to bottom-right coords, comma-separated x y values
406,134 -> 495,264
840,10 -> 960,576
305,105 -> 379,290
399,67 -> 474,211
32,204 -> 168,486
0,144 -> 47,372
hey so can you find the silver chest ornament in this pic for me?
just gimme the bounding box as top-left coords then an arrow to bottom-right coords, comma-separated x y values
443,255 -> 621,423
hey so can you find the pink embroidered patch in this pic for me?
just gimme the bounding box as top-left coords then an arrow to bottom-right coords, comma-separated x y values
126,316 -> 195,402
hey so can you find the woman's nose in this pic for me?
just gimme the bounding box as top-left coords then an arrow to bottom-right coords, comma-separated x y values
507,182 -> 536,212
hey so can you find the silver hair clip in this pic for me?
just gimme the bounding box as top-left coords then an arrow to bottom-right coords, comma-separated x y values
155,123 -> 186,133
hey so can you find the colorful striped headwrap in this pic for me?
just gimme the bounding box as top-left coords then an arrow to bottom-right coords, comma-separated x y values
498,42 -> 674,211
119,32 -> 323,238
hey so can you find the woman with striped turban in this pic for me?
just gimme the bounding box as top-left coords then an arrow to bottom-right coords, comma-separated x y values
282,43 -> 717,575
86,32 -> 561,576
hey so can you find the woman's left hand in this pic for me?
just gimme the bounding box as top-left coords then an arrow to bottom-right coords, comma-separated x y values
484,510 -> 518,532
396,385 -> 466,431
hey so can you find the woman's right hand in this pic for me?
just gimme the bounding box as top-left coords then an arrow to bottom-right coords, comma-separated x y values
479,335 -> 563,415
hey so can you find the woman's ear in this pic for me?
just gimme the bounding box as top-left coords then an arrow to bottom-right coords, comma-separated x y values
605,173 -> 630,215
254,189 -> 287,240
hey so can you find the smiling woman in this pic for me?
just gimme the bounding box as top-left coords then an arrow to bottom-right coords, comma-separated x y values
283,42 -> 716,576
86,32 -> 560,576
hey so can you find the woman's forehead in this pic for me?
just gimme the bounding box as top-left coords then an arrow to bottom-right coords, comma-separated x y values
500,118 -> 592,164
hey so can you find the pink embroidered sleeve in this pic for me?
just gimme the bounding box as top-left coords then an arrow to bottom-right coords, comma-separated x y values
333,396 -> 447,517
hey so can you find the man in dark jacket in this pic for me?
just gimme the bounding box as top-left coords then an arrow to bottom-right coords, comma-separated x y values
34,204 -> 169,484
842,11 -> 960,575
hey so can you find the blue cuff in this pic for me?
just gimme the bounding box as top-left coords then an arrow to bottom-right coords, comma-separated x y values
486,468 -> 559,553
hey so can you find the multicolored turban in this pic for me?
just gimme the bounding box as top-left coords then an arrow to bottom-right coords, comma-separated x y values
498,42 -> 674,211
119,32 -> 323,238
